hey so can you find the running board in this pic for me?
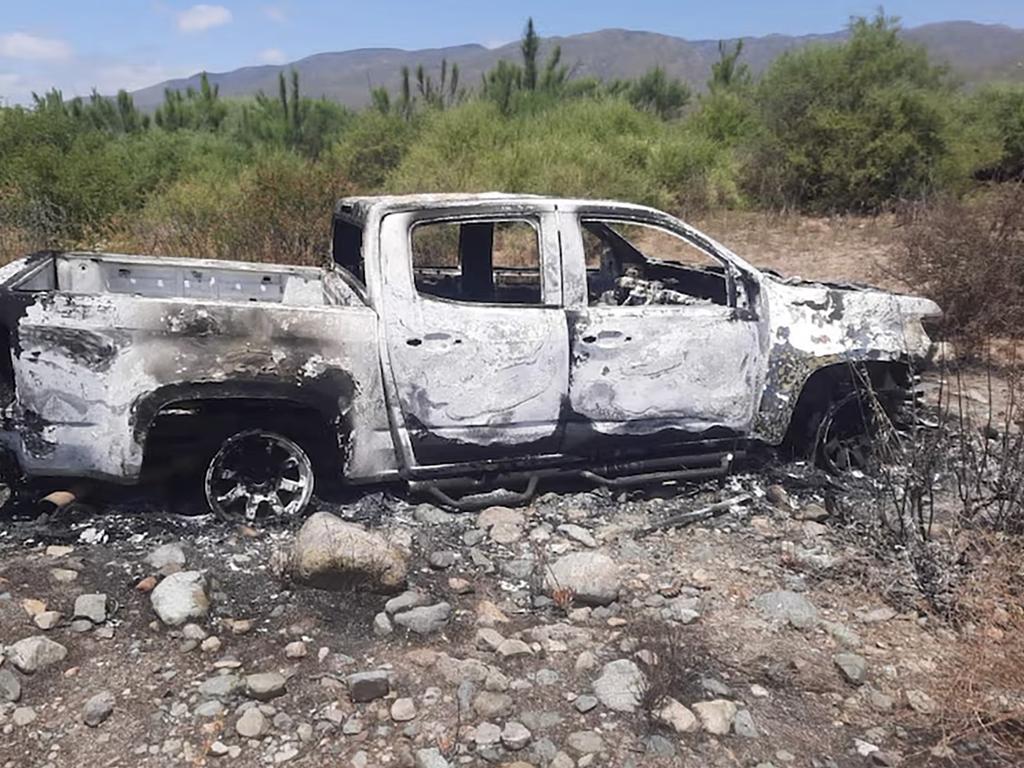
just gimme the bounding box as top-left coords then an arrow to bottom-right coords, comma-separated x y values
410,451 -> 740,511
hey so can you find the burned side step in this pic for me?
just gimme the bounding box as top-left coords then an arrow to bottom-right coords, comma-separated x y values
410,450 -> 742,510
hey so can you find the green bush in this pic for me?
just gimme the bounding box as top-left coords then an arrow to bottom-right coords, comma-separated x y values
749,14 -> 954,212
388,97 -> 737,209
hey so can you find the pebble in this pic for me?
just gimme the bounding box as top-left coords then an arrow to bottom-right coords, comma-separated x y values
501,721 -> 532,750
245,672 -> 287,700
390,697 -> 416,721
284,641 -> 307,659
235,707 -> 269,738
393,602 -> 452,634
834,652 -> 868,685
347,671 -> 389,702
82,691 -> 115,727
13,706 -> 37,726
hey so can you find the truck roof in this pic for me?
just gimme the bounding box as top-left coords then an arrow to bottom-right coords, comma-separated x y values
333,192 -> 652,220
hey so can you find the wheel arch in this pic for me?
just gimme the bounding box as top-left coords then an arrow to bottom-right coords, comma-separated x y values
132,381 -> 351,482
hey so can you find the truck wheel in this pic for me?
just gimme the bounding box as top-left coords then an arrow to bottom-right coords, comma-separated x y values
204,430 -> 314,522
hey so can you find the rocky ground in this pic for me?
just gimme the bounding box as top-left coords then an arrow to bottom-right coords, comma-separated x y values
2,456 -> 1022,768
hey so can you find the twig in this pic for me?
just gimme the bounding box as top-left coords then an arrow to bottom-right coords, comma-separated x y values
640,494 -> 752,535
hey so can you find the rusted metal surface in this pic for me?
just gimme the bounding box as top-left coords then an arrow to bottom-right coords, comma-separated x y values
0,194 -> 940,493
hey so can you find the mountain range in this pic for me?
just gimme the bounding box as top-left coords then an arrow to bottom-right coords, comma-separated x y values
130,21 -> 1024,110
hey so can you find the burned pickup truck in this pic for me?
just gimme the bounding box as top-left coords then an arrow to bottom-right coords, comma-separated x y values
0,194 -> 940,518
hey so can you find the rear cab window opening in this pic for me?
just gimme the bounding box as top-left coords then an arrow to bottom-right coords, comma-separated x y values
410,217 -> 545,306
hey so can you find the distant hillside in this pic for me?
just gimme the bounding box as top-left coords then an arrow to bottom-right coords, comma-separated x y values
131,21 -> 1024,110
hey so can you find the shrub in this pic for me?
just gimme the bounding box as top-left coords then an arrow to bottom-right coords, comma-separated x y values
890,184 -> 1024,346
124,150 -> 352,264
750,14 -> 954,212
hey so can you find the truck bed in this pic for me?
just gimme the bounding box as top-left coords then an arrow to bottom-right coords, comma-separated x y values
9,252 -> 344,306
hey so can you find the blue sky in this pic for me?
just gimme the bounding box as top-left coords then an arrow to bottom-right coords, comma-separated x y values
1,1 -> 1022,104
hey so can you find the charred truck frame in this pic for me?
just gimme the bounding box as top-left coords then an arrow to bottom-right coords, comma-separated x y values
0,194 -> 940,517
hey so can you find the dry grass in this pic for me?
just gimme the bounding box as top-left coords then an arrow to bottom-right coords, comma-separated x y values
693,209 -> 903,288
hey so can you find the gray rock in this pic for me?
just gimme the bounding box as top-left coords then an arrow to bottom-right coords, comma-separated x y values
70,618 -> 93,633
12,706 -> 36,726
0,667 -> 21,702
347,671 -> 389,702
414,505 -> 452,525
496,638 -> 532,658
285,512 -> 407,593
474,721 -> 502,747
373,612 -> 393,637
593,659 -> 645,713
734,709 -> 758,738
753,590 -> 818,629
693,699 -> 737,735
473,690 -> 513,719
245,672 -> 287,700
385,590 -> 429,615
427,550 -> 456,569
82,690 -> 114,726
198,674 -> 241,700
33,610 -> 62,630
150,571 -> 209,627
574,695 -> 598,713
834,652 -> 868,685
235,707 -> 269,738
390,697 -> 416,721
823,620 -> 862,649
502,721 -> 532,750
654,698 -> 699,733
8,636 -> 68,673
195,700 -> 226,717
393,602 -> 451,634
146,543 -> 186,573
644,734 -> 676,757
414,748 -> 450,768
557,524 -> 597,548
74,593 -> 108,623
794,502 -> 829,521
567,730 -> 604,754
544,551 -> 621,606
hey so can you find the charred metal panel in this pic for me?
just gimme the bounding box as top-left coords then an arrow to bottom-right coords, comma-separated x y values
377,208 -> 569,465
753,278 -> 939,443
566,305 -> 762,435
1,256 -> 398,483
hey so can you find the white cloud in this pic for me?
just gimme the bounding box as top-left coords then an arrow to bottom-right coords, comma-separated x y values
263,6 -> 287,23
0,32 -> 73,61
258,48 -> 287,65
177,4 -> 233,33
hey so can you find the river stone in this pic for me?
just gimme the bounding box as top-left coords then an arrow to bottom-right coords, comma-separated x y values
543,551 -> 621,606
285,512 -> 407,593
8,636 -> 68,673
592,659 -> 645,713
150,571 -> 209,626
